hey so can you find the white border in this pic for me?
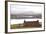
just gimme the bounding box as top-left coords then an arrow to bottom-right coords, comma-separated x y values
8,2 -> 44,32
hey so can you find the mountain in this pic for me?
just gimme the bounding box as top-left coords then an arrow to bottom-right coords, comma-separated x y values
11,11 -> 41,16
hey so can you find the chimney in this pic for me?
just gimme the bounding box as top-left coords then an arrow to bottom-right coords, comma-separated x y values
24,20 -> 25,23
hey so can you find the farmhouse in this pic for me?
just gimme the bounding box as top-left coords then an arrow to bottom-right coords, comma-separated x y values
23,20 -> 41,27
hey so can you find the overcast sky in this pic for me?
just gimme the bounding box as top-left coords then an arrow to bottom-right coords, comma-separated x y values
10,2 -> 43,15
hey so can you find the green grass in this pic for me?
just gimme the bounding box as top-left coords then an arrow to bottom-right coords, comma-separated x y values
11,24 -> 17,29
